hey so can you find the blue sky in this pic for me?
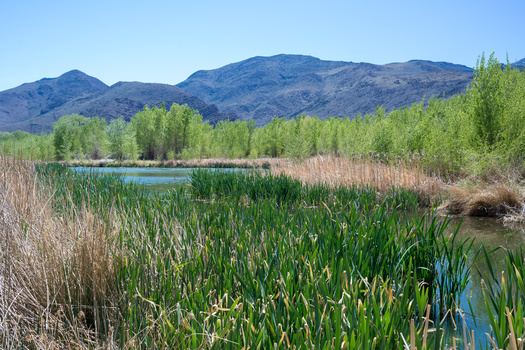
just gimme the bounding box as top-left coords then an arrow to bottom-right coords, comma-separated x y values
1,0 -> 524,91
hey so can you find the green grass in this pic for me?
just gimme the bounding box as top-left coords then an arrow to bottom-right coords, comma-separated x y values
36,164 -> 482,348
480,247 -> 525,349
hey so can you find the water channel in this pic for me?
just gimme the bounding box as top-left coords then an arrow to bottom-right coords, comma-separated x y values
72,166 -> 525,346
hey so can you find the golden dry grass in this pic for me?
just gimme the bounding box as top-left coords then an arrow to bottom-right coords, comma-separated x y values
270,156 -> 525,218
0,156 -> 119,348
439,183 -> 523,217
271,155 -> 445,197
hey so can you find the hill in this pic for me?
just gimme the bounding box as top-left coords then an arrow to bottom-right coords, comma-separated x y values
0,71 -> 236,133
177,54 -> 475,125
0,70 -> 107,129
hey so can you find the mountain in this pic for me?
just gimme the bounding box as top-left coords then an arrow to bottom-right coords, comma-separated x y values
177,54 -> 475,125
512,58 -> 525,71
0,70 -> 108,128
0,71 -> 236,133
4,54 -> 522,133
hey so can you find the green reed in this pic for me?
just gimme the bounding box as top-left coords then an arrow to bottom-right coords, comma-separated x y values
480,247 -> 525,349
37,164 -> 476,348
189,169 -> 422,211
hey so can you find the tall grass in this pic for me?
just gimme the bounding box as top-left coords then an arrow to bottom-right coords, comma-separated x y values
0,157 -> 120,348
271,155 -> 445,206
37,163 -> 478,348
5,159 -> 507,348
189,168 -> 424,211
480,247 -> 525,349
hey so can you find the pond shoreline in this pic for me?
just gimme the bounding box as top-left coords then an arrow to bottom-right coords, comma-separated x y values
64,155 -> 525,222
62,158 -> 278,169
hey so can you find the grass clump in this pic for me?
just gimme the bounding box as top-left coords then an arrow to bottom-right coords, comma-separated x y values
440,183 -> 523,217
0,157 -> 120,348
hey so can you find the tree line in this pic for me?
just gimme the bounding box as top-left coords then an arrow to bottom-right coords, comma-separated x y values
2,53 -> 524,177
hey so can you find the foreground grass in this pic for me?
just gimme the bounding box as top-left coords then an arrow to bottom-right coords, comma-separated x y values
45,164 -> 472,348
2,158 -> 525,348
0,157 -> 120,348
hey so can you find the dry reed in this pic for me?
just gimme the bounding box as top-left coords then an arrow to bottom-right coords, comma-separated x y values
271,155 -> 445,198
0,156 -> 119,348
439,183 -> 523,217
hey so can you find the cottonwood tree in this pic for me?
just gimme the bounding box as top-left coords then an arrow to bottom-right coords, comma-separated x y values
106,117 -> 138,160
52,114 -> 107,160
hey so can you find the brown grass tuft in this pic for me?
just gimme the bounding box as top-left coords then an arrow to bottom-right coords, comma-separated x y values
439,183 -> 523,217
0,156 -> 120,348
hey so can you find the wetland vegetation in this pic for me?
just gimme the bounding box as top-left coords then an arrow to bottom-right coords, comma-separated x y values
1,53 -> 525,348
0,159 -> 523,349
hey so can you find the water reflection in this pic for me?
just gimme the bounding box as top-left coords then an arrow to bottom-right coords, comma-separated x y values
441,215 -> 525,346
449,215 -> 525,249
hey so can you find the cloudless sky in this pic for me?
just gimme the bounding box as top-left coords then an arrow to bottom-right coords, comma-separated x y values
1,0 -> 524,91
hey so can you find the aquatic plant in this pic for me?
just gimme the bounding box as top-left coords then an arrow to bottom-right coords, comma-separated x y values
1,160 -> 490,348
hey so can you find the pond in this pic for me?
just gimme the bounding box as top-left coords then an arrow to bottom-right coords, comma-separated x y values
445,215 -> 525,345
71,166 -> 525,346
70,166 -> 254,192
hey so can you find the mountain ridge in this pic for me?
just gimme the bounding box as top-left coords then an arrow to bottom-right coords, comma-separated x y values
0,70 -> 235,133
0,70 -> 108,127
177,54 -> 475,125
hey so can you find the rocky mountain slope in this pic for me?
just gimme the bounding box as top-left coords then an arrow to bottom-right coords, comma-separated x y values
0,70 -> 235,133
177,54 -> 475,125
0,70 -> 107,129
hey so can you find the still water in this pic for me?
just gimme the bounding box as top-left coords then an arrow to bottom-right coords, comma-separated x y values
71,166 -> 250,192
444,215 -> 525,345
452,215 -> 524,344
72,166 -> 525,346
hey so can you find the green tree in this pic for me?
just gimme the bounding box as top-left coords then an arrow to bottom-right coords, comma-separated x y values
52,114 -> 90,160
131,106 -> 162,159
210,120 -> 250,158
164,104 -> 185,156
107,117 -> 138,160
285,115 -> 311,159
246,119 -> 256,157
82,117 -> 108,159
263,117 -> 287,157
469,53 -> 503,149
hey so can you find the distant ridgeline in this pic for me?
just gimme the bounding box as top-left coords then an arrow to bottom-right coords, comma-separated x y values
176,54 -> 475,126
0,70 -> 236,133
1,54 -> 525,178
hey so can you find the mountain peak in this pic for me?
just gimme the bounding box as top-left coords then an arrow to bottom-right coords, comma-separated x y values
56,69 -> 108,87
60,69 -> 87,77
